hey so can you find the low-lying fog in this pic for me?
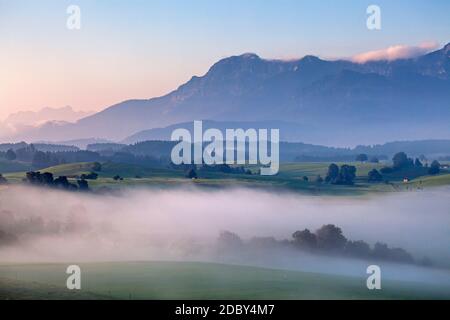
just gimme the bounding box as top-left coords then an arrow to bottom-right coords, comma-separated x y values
0,185 -> 449,285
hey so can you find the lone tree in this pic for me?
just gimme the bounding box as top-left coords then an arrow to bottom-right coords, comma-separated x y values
368,169 -> 383,182
5,149 -> 16,161
428,160 -> 441,175
369,156 -> 379,163
355,154 -> 368,162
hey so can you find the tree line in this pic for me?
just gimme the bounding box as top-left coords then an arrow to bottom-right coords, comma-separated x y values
0,144 -> 165,170
24,171 -> 89,191
218,224 -> 431,267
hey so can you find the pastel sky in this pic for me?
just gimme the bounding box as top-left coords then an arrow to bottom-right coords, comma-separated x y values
1,0 -> 449,120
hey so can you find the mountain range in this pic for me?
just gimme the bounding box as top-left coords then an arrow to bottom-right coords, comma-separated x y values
7,43 -> 450,146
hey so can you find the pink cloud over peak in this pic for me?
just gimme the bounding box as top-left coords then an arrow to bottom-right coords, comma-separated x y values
352,42 -> 439,63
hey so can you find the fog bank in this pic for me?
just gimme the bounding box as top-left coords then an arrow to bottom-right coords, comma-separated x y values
0,185 -> 449,284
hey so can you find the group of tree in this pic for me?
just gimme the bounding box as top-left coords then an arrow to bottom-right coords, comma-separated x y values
25,171 -> 89,191
292,224 -> 415,263
380,152 -> 441,175
217,224 -> 423,266
325,164 -> 357,185
0,143 -> 103,169
0,142 -> 165,170
393,152 -> 415,169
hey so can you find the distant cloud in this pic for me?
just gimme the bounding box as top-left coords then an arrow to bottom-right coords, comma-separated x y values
352,41 -> 439,63
4,106 -> 92,127
0,106 -> 93,140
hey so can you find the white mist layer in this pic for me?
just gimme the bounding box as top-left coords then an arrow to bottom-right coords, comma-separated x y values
0,185 -> 449,285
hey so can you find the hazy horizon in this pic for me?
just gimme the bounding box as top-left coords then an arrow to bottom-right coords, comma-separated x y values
1,0 -> 450,119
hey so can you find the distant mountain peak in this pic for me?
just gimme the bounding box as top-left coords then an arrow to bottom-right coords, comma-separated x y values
203,52 -> 269,80
239,53 -> 261,59
300,55 -> 321,62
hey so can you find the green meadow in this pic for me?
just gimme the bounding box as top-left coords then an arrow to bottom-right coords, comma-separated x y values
1,261 -> 449,300
3,161 -> 450,195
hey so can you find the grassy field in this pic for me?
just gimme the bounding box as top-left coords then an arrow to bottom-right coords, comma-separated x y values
405,172 -> 450,188
1,261 -> 449,300
3,161 -> 450,195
